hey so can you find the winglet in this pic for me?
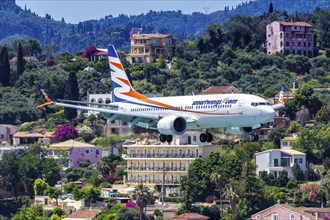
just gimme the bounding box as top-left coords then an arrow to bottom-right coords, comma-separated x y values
277,86 -> 284,105
36,89 -> 53,108
271,86 -> 285,110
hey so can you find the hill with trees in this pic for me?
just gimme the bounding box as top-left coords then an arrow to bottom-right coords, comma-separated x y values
0,0 -> 329,52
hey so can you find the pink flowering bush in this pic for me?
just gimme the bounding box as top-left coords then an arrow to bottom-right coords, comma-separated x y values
125,201 -> 136,208
54,124 -> 78,142
82,45 -> 97,61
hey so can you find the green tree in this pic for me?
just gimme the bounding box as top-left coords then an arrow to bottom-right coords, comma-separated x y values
292,163 -> 305,181
0,47 -> 11,86
268,2 -> 274,13
210,167 -> 225,214
33,178 -> 49,195
268,126 -> 286,148
64,71 -> 79,120
43,158 -> 61,186
44,186 -> 62,206
133,184 -> 154,220
17,42 -> 25,78
80,186 -> 101,206
238,160 -> 262,219
223,180 -> 240,220
293,84 -> 323,117
11,205 -> 44,220
321,174 -> 330,206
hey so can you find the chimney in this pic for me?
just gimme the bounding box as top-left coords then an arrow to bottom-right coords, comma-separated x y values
315,212 -> 318,220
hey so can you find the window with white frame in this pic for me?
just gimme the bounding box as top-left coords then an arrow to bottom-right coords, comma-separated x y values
290,213 -> 295,220
85,149 -> 90,155
271,214 -> 279,220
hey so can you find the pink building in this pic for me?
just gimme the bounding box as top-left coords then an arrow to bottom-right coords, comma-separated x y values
251,204 -> 329,220
266,21 -> 314,57
48,140 -> 102,167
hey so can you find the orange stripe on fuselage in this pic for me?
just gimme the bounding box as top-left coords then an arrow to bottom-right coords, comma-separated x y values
116,78 -> 239,116
110,61 -> 123,71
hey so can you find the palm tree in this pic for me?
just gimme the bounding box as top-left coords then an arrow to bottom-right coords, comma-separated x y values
224,180 -> 240,220
210,168 -> 225,216
133,184 -> 154,220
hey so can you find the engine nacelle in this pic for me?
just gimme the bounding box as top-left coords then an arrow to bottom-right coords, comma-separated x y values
157,115 -> 187,135
227,127 -> 255,135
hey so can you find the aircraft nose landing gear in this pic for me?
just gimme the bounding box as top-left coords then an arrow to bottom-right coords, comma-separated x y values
251,134 -> 259,142
200,133 -> 213,143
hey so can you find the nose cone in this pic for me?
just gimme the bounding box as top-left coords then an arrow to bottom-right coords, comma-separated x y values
261,106 -> 275,122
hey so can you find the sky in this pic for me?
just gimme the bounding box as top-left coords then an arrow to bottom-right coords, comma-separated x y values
15,0 -> 243,24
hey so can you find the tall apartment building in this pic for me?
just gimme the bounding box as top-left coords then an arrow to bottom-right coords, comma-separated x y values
123,132 -> 222,195
129,32 -> 174,64
266,21 -> 314,57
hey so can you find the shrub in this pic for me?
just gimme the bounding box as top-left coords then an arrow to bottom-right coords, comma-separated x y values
54,124 -> 78,142
125,201 -> 136,208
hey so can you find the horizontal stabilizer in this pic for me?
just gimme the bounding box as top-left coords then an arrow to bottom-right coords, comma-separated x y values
58,99 -> 118,108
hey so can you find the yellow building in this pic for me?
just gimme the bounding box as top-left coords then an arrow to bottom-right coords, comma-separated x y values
129,32 -> 175,64
123,132 -> 222,195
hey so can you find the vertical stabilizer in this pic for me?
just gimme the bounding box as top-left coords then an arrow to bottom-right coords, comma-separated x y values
108,44 -> 146,102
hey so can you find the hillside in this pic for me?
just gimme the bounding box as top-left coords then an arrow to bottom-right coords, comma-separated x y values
0,0 -> 329,52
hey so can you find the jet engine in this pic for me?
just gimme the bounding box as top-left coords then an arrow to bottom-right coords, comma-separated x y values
157,115 -> 187,135
227,127 -> 255,135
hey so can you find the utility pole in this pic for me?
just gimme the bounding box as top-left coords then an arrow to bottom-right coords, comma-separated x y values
162,161 -> 165,206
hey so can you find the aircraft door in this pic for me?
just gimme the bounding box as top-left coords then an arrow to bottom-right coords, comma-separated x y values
238,99 -> 244,114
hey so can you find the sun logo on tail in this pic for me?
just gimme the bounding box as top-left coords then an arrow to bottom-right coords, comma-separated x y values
277,86 -> 284,105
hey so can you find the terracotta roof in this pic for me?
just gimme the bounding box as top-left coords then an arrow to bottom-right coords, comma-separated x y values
131,33 -> 172,39
67,210 -> 100,219
172,213 -> 209,220
201,86 -> 241,95
49,139 -> 96,149
277,21 -> 313,27
10,56 -> 39,62
280,149 -> 306,156
13,132 -> 44,138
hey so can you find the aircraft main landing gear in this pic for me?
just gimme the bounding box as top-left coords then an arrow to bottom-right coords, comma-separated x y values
160,134 -> 173,143
200,132 -> 213,143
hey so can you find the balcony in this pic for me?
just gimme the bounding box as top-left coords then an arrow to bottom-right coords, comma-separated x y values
124,153 -> 200,159
126,166 -> 187,172
127,180 -> 180,185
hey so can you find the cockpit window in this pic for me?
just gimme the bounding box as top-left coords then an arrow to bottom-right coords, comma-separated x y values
251,102 -> 270,107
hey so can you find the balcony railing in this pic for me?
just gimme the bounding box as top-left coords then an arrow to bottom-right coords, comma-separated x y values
124,153 -> 200,158
126,166 -> 186,171
127,180 -> 180,185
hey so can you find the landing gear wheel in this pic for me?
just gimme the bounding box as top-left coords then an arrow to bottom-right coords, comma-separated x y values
200,133 -> 207,142
251,134 -> 259,142
166,135 -> 173,143
206,133 -> 213,142
160,134 -> 167,142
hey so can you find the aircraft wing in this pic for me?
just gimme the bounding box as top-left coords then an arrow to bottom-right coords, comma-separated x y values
36,89 -> 199,130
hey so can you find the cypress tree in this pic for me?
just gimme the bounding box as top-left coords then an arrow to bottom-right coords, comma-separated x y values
64,71 -> 79,120
0,47 -> 4,86
17,42 -> 25,78
268,2 -> 274,14
2,47 -> 10,87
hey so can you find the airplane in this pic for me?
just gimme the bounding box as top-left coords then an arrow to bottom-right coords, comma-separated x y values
37,44 -> 285,143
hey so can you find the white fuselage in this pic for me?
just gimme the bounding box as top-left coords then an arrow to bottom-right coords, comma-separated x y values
116,93 -> 275,129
